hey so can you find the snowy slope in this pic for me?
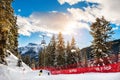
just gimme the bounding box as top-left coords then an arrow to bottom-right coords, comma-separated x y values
0,50 -> 32,80
6,50 -> 32,71
0,50 -> 120,80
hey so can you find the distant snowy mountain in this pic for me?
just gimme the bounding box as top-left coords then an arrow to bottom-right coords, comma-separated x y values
18,43 -> 43,60
81,39 -> 120,59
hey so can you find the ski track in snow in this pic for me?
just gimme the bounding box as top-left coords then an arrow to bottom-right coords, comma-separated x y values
0,50 -> 120,80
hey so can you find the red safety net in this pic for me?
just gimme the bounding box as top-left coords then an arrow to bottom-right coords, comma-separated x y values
32,62 -> 120,74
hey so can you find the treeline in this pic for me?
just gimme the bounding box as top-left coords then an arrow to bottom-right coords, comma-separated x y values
23,17 -> 115,68
38,32 -> 81,67
22,32 -> 81,68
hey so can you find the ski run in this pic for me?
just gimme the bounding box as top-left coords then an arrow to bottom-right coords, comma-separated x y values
0,51 -> 120,80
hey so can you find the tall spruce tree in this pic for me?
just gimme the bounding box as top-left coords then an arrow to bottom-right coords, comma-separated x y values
47,35 -> 56,66
39,48 -> 47,67
70,37 -> 78,64
31,59 -> 36,69
66,41 -> 71,65
75,47 -> 81,67
22,55 -> 31,66
55,32 -> 65,66
71,36 -> 76,47
90,17 -> 114,66
0,0 -> 18,64
17,54 -> 22,67
38,51 -> 44,66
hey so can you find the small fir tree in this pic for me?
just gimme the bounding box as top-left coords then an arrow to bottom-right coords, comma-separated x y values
46,35 -> 56,66
55,32 -> 65,66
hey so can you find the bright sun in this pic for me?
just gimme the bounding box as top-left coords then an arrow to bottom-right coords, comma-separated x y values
62,22 -> 76,35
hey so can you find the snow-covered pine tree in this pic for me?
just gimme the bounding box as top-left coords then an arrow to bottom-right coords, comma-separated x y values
90,17 -> 114,66
46,35 -> 56,66
55,32 -> 65,67
75,47 -> 81,67
38,51 -> 44,66
0,0 -> 18,64
38,47 -> 48,67
17,58 -> 22,67
66,41 -> 71,65
5,0 -> 19,56
31,59 -> 35,69
22,55 -> 31,66
66,37 -> 81,68
17,54 -> 22,67
70,37 -> 78,65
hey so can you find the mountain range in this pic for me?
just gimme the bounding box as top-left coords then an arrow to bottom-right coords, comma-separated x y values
18,43 -> 43,60
19,39 -> 120,61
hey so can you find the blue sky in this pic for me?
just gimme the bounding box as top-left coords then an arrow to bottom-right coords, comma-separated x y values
12,0 -> 120,49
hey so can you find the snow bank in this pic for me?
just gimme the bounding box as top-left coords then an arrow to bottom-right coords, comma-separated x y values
0,50 -> 120,80
0,64 -> 23,80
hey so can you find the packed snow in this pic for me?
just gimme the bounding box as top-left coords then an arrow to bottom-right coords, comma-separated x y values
0,51 -> 120,80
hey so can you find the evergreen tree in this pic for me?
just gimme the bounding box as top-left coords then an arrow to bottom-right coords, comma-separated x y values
70,37 -> 78,64
0,0 -> 18,64
44,47 -> 49,67
38,51 -> 43,66
75,47 -> 81,67
17,58 -> 22,67
55,32 -> 65,66
66,37 -> 81,67
90,17 -> 114,66
46,35 -> 56,66
22,55 -> 31,66
39,48 -> 47,67
17,53 -> 22,67
31,59 -> 35,69
71,36 -> 76,47
66,41 -> 71,65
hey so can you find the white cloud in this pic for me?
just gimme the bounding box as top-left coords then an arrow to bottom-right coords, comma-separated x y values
67,8 -> 97,22
39,33 -> 53,38
57,0 -> 102,5
18,9 -> 21,12
112,27 -> 119,31
91,0 -> 120,25
46,33 -> 53,37
58,0 -> 82,5
17,16 -> 32,36
39,35 -> 43,38
63,0 -> 120,26
57,0 -> 103,5
17,0 -> 120,37
17,12 -> 90,36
